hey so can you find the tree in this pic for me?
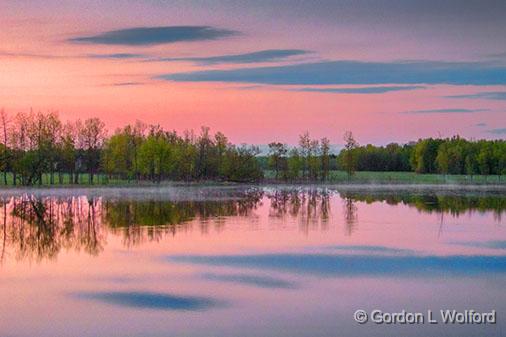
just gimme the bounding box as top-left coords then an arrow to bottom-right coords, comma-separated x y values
287,148 -> 302,180
0,109 -> 9,185
138,131 -> 172,183
77,118 -> 106,184
320,137 -> 331,181
221,145 -> 263,182
410,138 -> 442,173
268,142 -> 288,180
60,121 -> 77,184
342,131 -> 358,177
44,112 -> 62,184
436,143 -> 449,175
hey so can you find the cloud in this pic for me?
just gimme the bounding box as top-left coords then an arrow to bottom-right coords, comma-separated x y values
169,253 -> 506,277
402,108 -> 489,114
446,91 -> 506,100
151,49 -> 310,65
71,291 -> 223,311
0,50 -> 67,59
111,82 -> 145,86
487,128 -> 506,134
87,53 -> 145,59
69,26 -> 237,46
158,60 -> 506,85
475,122 -> 487,127
293,85 -> 425,94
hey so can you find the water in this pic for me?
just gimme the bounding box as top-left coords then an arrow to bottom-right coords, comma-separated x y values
0,186 -> 505,337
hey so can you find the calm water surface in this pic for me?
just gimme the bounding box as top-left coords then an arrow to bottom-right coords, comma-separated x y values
0,186 -> 505,337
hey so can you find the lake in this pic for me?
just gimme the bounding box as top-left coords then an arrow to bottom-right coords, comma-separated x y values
0,185 -> 505,337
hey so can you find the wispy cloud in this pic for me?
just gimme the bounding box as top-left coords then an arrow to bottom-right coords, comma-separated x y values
69,26 -> 237,46
87,53 -> 146,59
446,91 -> 506,100
0,50 -> 67,59
158,60 -> 506,85
293,85 -> 425,94
475,122 -> 487,127
487,128 -> 506,134
150,49 -> 310,65
111,82 -> 145,86
402,108 -> 489,114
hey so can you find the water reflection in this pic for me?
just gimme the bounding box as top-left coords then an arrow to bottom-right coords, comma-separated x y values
0,190 -> 263,261
0,188 -> 505,262
72,291 -> 224,311
170,253 -> 506,277
1,195 -> 104,262
339,191 -> 506,219
266,189 -> 330,232
103,191 -> 262,247
200,272 -> 296,289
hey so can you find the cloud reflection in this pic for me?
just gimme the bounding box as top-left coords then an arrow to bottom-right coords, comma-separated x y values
316,245 -> 415,255
453,241 -> 506,250
200,273 -> 296,289
169,253 -> 506,277
72,291 -> 223,311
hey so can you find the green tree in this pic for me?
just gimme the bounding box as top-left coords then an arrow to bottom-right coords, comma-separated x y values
287,148 -> 302,180
268,142 -> 288,180
341,131 -> 358,177
138,131 -> 172,183
436,143 -> 449,175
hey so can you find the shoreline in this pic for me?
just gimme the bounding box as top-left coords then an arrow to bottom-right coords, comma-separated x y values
1,182 -> 506,197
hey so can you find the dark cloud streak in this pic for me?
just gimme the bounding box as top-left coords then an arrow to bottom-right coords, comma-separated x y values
293,86 -> 425,94
151,49 -> 310,65
160,60 -> 506,85
87,53 -> 145,59
446,91 -> 506,100
69,26 -> 237,46
403,108 -> 489,114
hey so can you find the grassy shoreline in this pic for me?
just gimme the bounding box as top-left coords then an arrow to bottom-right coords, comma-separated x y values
0,171 -> 505,189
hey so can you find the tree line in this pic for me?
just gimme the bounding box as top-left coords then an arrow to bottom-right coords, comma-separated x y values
0,110 -> 262,185
1,110 -> 505,186
335,136 -> 506,176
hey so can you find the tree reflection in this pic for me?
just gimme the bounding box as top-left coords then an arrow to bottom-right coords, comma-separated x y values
267,189 -> 331,232
0,189 -> 264,261
3,195 -> 105,262
340,191 -> 506,220
342,195 -> 358,236
0,188 -> 505,262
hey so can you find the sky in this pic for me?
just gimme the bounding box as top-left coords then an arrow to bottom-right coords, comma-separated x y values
1,0 -> 506,145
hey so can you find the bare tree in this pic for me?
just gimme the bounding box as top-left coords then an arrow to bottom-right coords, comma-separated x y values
0,109 -> 9,185
77,118 -> 106,184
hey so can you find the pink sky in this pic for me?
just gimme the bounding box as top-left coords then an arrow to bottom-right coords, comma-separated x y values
1,1 -> 506,145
